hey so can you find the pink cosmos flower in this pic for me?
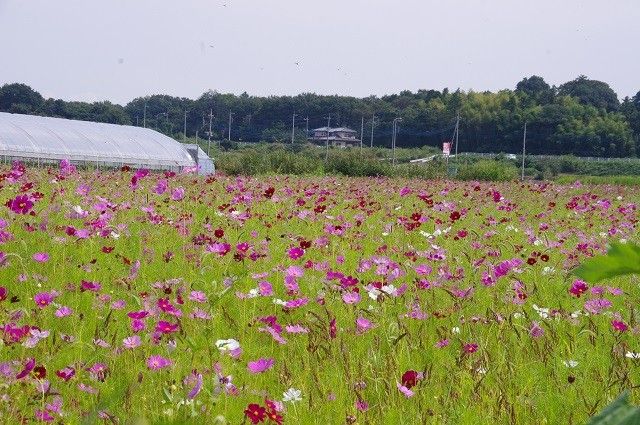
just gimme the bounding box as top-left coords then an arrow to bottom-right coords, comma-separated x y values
188,291 -> 207,303
32,252 -> 49,263
247,358 -> 274,374
123,335 -> 141,349
584,298 -> 612,314
284,297 -> 308,309
147,355 -> 172,370
356,316 -> 373,333
171,187 -> 185,201
397,382 -> 414,398
355,399 -> 369,411
285,324 -> 309,334
185,371 -> 203,399
342,291 -> 361,305
258,281 -> 273,297
435,339 -> 450,348
529,321 -> 544,338
35,409 -> 54,422
154,179 -> 168,195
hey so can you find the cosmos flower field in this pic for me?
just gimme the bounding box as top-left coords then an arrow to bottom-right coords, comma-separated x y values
0,161 -> 639,424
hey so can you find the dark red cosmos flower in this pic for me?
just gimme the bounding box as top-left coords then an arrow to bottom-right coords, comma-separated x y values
264,399 -> 283,423
8,194 -> 34,214
101,246 -> 114,254
263,187 -> 275,198
329,318 -> 337,339
449,211 -> 461,222
401,370 -> 419,389
266,409 -> 283,424
540,254 -> 549,262
527,258 -> 537,265
56,367 -> 76,381
0,287 -> 6,302
214,228 -> 224,238
244,403 -> 267,424
33,365 -> 47,379
299,239 -> 311,249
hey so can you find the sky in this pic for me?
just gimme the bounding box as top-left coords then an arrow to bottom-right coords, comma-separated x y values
0,0 -> 638,105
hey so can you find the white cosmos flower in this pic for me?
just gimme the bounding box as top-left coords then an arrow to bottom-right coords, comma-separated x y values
282,387 -> 303,403
215,339 -> 240,352
625,352 -> 640,359
563,360 -> 579,368
452,327 -> 461,334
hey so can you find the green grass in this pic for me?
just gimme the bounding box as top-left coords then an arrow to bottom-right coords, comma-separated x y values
555,174 -> 640,186
0,165 -> 639,423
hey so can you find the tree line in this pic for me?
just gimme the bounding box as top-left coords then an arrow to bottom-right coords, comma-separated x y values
1,76 -> 639,157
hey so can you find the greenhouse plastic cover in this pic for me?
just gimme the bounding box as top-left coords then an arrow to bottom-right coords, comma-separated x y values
0,112 -> 196,169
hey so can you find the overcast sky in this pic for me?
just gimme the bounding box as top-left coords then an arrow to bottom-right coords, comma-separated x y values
0,0 -> 638,105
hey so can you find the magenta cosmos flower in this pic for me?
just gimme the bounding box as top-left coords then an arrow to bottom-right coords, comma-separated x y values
34,292 -> 54,308
287,247 -> 304,260
32,252 -> 49,263
147,355 -> 172,370
9,194 -> 33,214
247,358 -> 275,374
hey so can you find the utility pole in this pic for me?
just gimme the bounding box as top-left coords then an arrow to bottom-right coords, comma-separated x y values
370,113 -> 376,148
136,116 -> 139,126
143,102 -> 148,128
392,117 -> 402,165
360,116 -> 364,152
304,116 -> 309,136
454,112 -> 460,159
228,112 -> 234,141
291,113 -> 298,144
207,109 -> 213,157
521,122 -> 527,182
324,116 -> 331,161
183,110 -> 189,143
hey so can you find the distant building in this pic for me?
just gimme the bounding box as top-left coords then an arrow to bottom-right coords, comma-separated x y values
308,126 -> 360,148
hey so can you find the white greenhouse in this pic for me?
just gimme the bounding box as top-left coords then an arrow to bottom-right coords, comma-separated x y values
0,112 -> 214,174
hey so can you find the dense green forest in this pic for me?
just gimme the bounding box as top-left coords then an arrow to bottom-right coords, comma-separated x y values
1,76 -> 639,157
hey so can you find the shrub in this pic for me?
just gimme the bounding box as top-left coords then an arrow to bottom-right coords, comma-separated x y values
456,160 -> 518,181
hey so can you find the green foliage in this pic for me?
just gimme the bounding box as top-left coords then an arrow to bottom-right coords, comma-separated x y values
1,81 -> 639,158
456,159 -> 518,181
574,242 -> 640,283
588,392 -> 640,425
559,75 -> 620,111
555,175 -> 640,186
